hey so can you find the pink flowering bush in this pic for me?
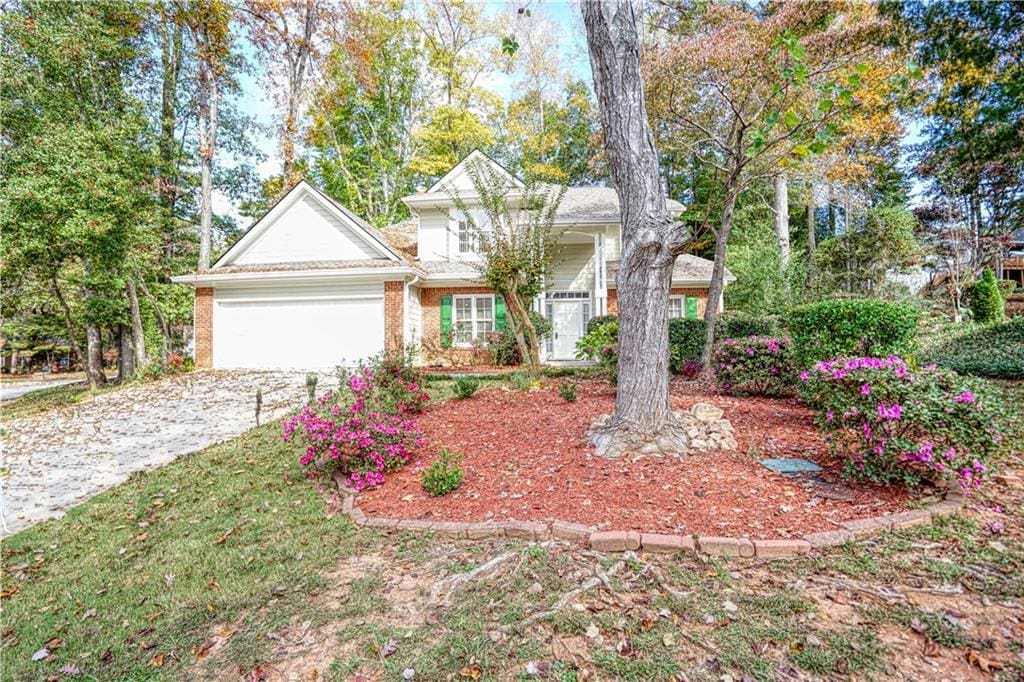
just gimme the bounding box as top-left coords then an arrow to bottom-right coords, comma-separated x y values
800,356 -> 1010,490
281,352 -> 428,490
713,336 -> 797,397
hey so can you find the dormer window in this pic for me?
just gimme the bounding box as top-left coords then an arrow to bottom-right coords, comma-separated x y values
458,218 -> 477,253
453,207 -> 490,256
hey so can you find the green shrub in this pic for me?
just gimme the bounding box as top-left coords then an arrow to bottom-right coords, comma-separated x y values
305,373 -> 318,403
924,317 -> 1024,379
968,268 -> 1005,324
421,449 -> 464,496
452,376 -> 481,398
667,315 -> 781,373
488,311 -> 552,366
717,311 -> 780,339
800,356 -> 1011,489
788,299 -> 919,367
587,314 -> 617,334
668,318 -> 707,363
998,279 -> 1019,297
713,336 -> 797,396
509,371 -> 534,391
575,317 -> 618,383
557,380 -> 578,402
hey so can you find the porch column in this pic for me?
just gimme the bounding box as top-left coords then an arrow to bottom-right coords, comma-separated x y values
593,232 -> 608,315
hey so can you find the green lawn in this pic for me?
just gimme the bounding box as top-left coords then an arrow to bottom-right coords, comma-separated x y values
0,382 -> 103,421
2,375 -> 1022,681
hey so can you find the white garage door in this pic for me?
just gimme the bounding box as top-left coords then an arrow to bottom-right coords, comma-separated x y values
213,284 -> 385,369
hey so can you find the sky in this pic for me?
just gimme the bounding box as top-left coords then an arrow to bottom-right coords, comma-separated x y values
217,0 -> 589,221
218,0 -> 927,219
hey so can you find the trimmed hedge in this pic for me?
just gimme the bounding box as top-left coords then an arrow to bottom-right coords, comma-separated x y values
968,268 -> 1005,324
788,299 -> 919,367
586,314 -> 618,335
717,311 -> 781,339
925,316 -> 1024,379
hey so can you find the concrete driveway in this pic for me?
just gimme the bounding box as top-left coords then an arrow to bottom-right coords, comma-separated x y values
1,370 -> 328,536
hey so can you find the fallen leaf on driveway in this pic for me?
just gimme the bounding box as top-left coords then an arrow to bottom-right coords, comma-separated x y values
966,650 -> 1002,673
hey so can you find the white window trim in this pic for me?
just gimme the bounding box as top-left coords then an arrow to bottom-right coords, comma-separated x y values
451,207 -> 491,257
452,294 -> 494,347
669,294 -> 686,319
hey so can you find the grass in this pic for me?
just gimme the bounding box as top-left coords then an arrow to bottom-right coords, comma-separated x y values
0,420 -> 372,681
0,381 -> 102,421
2,373 -> 1021,680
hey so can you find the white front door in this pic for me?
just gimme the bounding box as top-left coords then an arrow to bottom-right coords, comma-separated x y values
550,299 -> 586,360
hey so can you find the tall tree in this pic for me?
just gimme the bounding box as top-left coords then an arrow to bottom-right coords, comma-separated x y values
243,0 -> 339,190
308,0 -> 422,226
186,0 -> 233,270
887,1 -> 1023,275
1,0 -> 157,387
582,0 -> 692,458
644,0 -> 892,368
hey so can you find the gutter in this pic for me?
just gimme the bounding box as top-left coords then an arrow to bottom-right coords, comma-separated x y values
171,265 -> 427,287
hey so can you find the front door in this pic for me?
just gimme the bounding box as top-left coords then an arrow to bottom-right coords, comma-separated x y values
550,299 -> 586,360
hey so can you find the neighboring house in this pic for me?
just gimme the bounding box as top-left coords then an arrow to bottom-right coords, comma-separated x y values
172,151 -> 733,369
993,227 -> 1024,288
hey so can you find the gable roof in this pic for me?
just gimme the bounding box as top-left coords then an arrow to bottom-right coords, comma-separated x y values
211,180 -> 404,270
558,186 -> 685,224
426,149 -> 525,194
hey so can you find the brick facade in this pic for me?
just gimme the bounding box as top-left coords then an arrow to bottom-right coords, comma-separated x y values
420,286 -> 497,366
194,287 -> 214,369
383,281 -> 405,352
607,287 -> 711,317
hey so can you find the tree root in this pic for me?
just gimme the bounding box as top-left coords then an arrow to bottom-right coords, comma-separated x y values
429,551 -> 520,606
505,559 -> 626,633
587,414 -> 690,459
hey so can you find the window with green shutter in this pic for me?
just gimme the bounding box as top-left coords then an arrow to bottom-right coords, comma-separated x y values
440,295 -> 453,347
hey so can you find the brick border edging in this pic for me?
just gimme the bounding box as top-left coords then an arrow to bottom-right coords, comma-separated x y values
332,471 -> 965,560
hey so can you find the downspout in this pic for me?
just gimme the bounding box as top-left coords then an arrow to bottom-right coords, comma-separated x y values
404,274 -> 421,355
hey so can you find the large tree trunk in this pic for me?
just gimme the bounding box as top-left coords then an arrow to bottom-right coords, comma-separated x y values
196,41 -> 219,270
583,0 -> 690,458
159,9 -> 182,254
701,189 -> 738,370
774,172 -> 790,268
805,183 -> 816,256
138,278 -> 171,360
85,323 -> 107,389
126,279 -> 148,371
118,324 -> 135,382
51,280 -> 92,385
504,286 -> 541,376
280,0 -> 317,188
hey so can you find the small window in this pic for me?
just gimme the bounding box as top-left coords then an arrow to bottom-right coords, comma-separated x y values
668,296 -> 685,319
452,294 -> 494,345
454,208 -> 490,254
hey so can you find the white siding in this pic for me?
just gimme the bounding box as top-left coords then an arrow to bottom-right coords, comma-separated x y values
550,243 -> 595,292
417,208 -> 450,260
602,226 -> 621,260
234,194 -> 386,265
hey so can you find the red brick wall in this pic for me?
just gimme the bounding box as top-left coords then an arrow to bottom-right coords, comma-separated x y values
194,287 -> 213,369
384,281 -> 405,352
607,287 -> 711,317
420,286 -> 497,366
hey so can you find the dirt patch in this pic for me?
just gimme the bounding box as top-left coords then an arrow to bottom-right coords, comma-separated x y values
358,380 -> 919,537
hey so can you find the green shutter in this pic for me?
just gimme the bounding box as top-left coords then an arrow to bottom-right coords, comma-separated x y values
494,294 -> 506,331
685,295 -> 699,320
440,295 -> 453,347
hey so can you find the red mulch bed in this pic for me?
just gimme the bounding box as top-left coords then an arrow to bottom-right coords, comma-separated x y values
358,379 -> 924,538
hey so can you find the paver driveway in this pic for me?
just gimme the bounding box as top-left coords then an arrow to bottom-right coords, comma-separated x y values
1,370 -> 327,536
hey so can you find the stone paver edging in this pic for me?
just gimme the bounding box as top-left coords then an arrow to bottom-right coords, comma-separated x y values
333,471 -> 965,559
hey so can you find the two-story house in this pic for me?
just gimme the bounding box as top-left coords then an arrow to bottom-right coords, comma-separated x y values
173,151 -> 732,369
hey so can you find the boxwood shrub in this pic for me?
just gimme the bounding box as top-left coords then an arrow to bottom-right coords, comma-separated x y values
924,316 -> 1024,379
788,299 -> 919,367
